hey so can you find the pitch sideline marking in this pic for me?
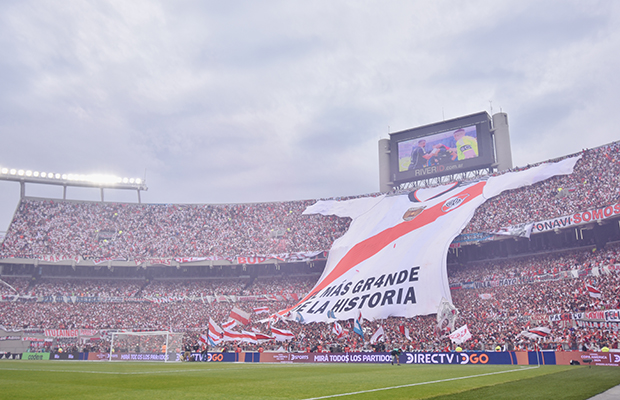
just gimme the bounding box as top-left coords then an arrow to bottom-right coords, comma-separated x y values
301,366 -> 540,400
0,367 -> 218,375
0,365 -> 282,375
0,362 -> 315,375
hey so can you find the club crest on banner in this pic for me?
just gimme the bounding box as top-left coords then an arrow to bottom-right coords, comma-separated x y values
441,193 -> 470,213
402,206 -> 426,221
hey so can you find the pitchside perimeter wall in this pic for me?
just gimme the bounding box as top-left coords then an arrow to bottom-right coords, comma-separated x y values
8,351 -> 620,367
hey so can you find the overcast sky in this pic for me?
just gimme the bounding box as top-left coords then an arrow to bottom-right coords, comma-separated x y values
1,0 -> 619,233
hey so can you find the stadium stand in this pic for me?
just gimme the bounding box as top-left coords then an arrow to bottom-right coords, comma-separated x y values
2,141 -> 620,355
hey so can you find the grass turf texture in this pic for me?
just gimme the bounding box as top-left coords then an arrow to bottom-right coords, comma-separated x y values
1,361 -> 619,400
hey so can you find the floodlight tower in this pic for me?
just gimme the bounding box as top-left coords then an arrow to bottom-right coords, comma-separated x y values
378,138 -> 392,193
0,167 -> 148,202
491,112 -> 513,172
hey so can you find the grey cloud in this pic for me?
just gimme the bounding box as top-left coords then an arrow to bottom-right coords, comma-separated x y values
1,0 -> 620,231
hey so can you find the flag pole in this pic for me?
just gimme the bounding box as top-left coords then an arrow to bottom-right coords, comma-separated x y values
206,324 -> 210,354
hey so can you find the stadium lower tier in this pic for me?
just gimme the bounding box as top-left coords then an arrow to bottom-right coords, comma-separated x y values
2,243 -> 619,355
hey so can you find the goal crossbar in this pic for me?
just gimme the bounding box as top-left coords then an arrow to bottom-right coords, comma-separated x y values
108,331 -> 182,362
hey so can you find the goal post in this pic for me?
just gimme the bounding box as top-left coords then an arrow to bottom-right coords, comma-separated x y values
108,331 -> 183,362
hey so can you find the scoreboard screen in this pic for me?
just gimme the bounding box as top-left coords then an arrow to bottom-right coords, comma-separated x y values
390,112 -> 495,185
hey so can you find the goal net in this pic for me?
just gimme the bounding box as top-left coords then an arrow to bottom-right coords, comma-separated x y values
108,331 -> 183,362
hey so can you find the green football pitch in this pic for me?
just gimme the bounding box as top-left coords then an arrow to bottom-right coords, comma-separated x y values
1,361 -> 619,399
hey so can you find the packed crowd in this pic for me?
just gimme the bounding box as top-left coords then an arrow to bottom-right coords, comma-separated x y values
2,244 -> 619,354
462,142 -> 620,233
2,142 -> 620,261
447,244 -> 620,285
1,279 -> 143,298
0,200 -> 351,260
0,276 -> 314,298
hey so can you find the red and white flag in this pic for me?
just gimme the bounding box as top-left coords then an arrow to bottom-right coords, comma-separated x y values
255,333 -> 274,342
448,324 -> 472,344
222,327 -> 258,343
207,331 -> 221,345
230,307 -> 251,325
398,325 -> 412,341
253,306 -> 270,314
518,326 -> 551,340
199,334 -> 209,344
370,326 -> 385,344
271,327 -> 295,342
332,321 -> 348,339
241,331 -> 258,344
586,284 -> 602,298
208,318 -> 224,344
223,328 -> 244,342
221,319 -> 237,330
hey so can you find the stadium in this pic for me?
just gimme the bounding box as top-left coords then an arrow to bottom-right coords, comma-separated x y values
1,110 -> 620,399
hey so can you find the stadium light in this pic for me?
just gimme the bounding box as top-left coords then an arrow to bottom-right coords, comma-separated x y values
0,165 -> 147,191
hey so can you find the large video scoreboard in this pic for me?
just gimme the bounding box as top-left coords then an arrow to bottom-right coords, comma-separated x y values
389,112 -> 495,185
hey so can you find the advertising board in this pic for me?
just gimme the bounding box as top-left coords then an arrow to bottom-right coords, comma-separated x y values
50,351 -> 79,360
190,352 -> 240,362
85,352 -> 182,361
22,352 -> 50,360
555,351 -> 620,367
260,352 -> 516,365
0,352 -> 22,359
20,350 -> 620,366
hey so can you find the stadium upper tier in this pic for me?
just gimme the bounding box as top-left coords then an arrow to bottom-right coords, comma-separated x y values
1,141 -> 619,262
0,199 -> 351,262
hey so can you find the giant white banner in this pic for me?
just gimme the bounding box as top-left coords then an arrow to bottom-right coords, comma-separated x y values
282,157 -> 580,323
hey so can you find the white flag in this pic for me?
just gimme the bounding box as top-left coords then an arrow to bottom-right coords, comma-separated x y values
449,324 -> 472,345
437,297 -> 458,331
370,326 -> 385,344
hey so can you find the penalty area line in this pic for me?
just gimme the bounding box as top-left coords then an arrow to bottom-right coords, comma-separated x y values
300,366 -> 540,400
